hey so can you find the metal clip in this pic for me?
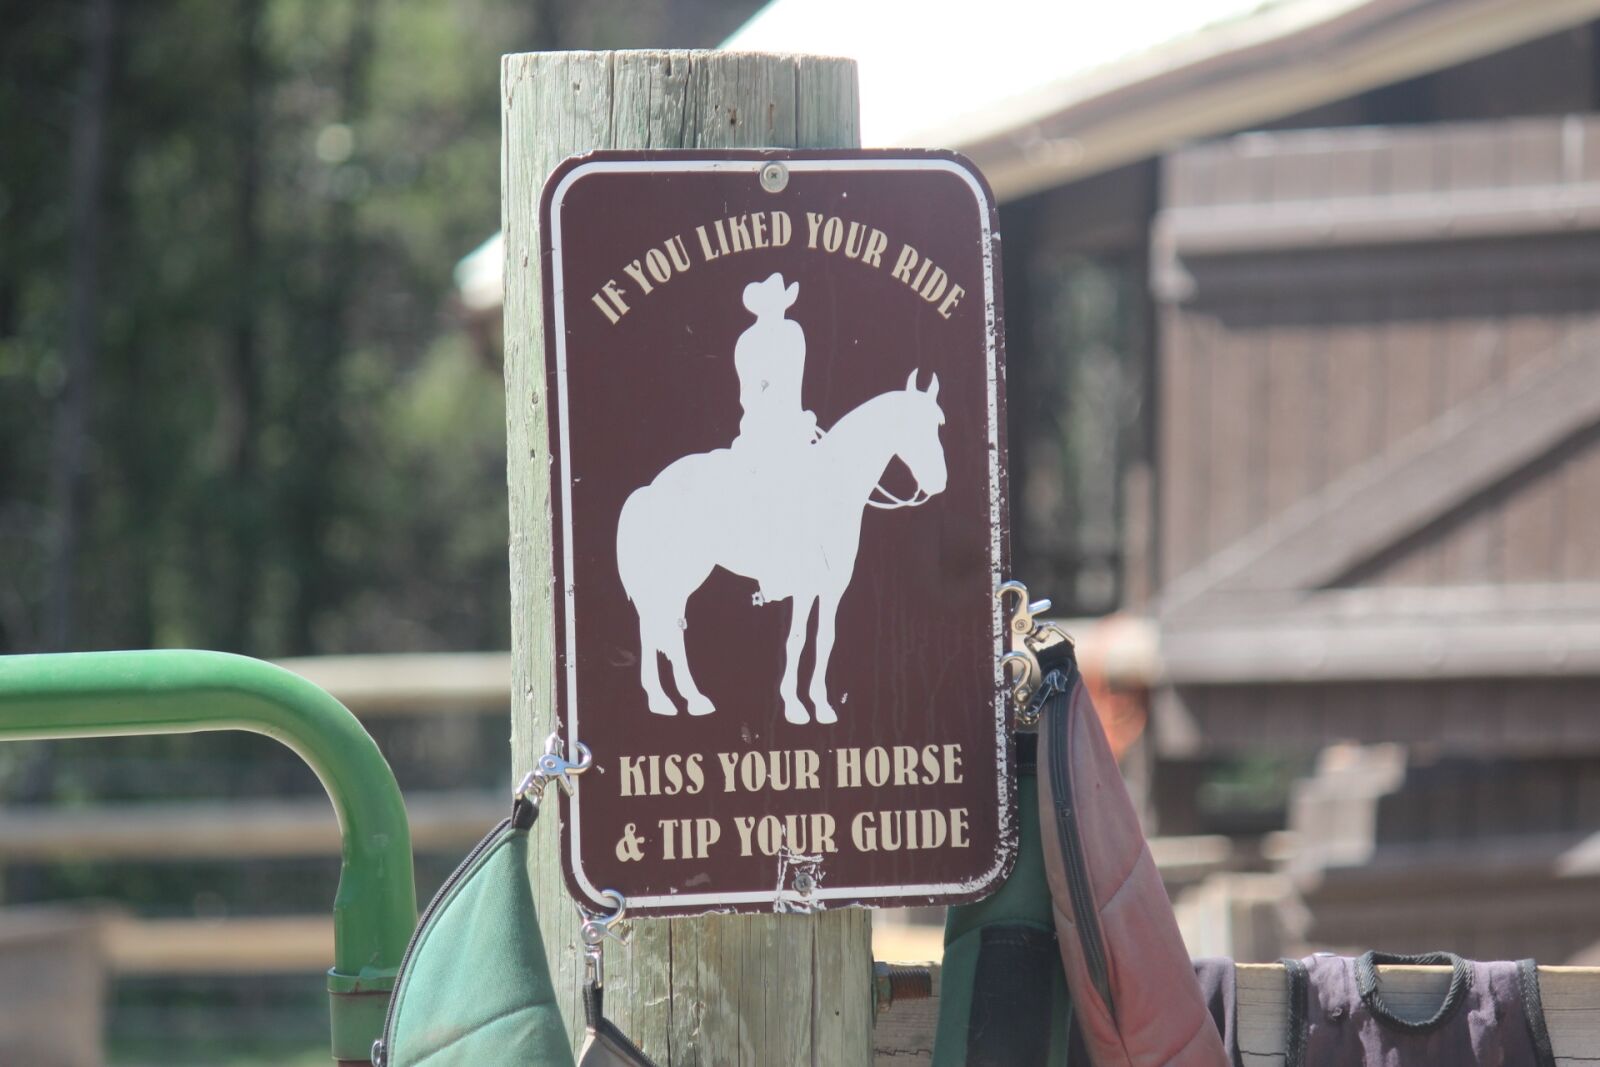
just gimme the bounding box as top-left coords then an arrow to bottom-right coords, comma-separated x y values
514,732 -> 593,805
578,889 -> 629,988
1020,670 -> 1067,728
998,580 -> 1052,638
996,580 -> 1073,726
1001,648 -> 1038,715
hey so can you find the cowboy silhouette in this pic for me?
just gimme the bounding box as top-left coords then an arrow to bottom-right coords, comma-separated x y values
733,273 -> 818,452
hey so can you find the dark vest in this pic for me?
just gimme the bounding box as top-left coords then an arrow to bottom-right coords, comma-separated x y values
1282,951 -> 1556,1067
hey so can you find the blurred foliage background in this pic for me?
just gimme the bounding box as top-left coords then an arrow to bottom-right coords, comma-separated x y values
1,2 -> 760,1061
1,0 -> 761,659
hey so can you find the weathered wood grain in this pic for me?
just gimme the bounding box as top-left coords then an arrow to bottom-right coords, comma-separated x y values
0,789 -> 501,859
502,50 -> 870,1064
1162,333 -> 1600,610
1154,116 -> 1600,610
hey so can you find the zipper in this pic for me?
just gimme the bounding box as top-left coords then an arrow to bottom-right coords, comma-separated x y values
371,810 -> 518,1067
1045,659 -> 1116,1020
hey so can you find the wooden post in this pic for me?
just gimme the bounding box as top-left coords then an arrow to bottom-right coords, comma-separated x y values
502,51 -> 873,1064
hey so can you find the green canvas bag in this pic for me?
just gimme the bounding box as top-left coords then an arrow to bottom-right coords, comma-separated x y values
372,733 -> 660,1067
932,732 -> 1074,1066
371,796 -> 575,1067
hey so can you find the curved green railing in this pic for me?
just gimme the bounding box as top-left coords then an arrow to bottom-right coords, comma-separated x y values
0,649 -> 417,1063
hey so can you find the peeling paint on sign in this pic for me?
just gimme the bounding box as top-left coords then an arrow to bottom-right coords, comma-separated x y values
541,150 -> 1013,916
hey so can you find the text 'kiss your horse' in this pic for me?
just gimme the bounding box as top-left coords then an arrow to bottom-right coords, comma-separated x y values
616,272 -> 948,726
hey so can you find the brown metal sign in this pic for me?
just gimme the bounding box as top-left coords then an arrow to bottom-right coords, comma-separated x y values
539,150 -> 1011,916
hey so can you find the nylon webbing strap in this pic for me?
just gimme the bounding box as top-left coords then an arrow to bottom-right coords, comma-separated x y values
967,924 -> 1058,1066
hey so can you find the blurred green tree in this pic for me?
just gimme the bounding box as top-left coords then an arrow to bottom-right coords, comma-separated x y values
0,3 -> 763,1056
0,0 -> 761,659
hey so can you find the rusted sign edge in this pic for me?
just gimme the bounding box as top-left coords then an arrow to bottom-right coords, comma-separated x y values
537,149 -> 1015,914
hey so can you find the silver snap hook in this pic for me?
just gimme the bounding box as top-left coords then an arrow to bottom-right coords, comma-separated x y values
514,732 -> 594,803
997,581 -> 1072,724
996,580 -> 1052,637
1001,649 -> 1039,713
578,889 -> 629,988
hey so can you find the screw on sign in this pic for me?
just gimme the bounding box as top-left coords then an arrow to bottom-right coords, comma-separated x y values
540,150 -> 1012,916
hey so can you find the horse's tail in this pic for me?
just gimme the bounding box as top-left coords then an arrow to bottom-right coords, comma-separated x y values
615,488 -> 648,606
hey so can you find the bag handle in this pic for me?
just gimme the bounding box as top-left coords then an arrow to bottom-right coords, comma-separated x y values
1356,950 -> 1472,1032
578,912 -> 662,1066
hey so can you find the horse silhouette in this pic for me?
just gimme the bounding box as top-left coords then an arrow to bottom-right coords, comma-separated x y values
616,368 -> 947,725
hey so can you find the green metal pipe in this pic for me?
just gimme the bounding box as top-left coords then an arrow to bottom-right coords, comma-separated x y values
0,649 -> 418,1063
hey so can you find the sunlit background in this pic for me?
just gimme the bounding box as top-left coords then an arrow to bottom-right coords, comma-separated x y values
7,0 -> 1600,1062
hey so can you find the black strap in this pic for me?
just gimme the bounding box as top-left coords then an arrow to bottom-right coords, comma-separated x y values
1015,731 -> 1037,775
966,924 -> 1057,1066
1517,959 -> 1558,1067
1280,958 -> 1308,1067
1034,639 -> 1078,681
512,795 -> 539,830
1356,950 -> 1471,1033
582,981 -> 663,1067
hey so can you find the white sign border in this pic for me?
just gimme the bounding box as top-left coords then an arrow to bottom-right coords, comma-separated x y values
547,155 -> 1009,912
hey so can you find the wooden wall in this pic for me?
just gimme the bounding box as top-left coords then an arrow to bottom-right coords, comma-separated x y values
1156,116 -> 1600,599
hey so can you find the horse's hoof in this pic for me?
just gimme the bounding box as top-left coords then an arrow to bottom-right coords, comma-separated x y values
648,698 -> 679,716
814,703 -> 838,725
687,695 -> 716,716
783,704 -> 810,725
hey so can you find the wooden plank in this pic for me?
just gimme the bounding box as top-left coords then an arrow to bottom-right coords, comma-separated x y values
1262,296 -> 1317,521
1506,116 -> 1570,186
0,790 -> 504,860
1155,181 -> 1600,263
502,50 -> 871,1066
1167,235 -> 1600,303
1162,337 -> 1600,608
0,908 -> 107,1067
1504,280 -> 1573,380
1161,676 -> 1600,755
1323,293 -> 1382,488
1160,610 -> 1600,684
1382,120 -> 1441,197
1374,286 -> 1442,587
1199,146 -> 1267,563
1559,430 -> 1600,581
1438,119 -> 1505,193
1324,127 -> 1386,200
1262,132 -> 1332,206
1207,297 -> 1259,559
102,915 -> 332,975
1502,449 -> 1565,585
273,651 -> 511,715
1500,286 -> 1580,584
871,961 -> 940,1066
1158,303 -> 1209,581
1433,291 -> 1503,583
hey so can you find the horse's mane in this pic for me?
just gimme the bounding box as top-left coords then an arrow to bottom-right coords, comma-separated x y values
817,388 -> 915,456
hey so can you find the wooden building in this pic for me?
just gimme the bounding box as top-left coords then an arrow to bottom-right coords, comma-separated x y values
452,0 -> 1600,962
725,0 -> 1600,962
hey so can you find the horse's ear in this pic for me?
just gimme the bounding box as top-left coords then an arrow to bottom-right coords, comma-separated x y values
927,373 -> 939,402
905,368 -> 919,392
